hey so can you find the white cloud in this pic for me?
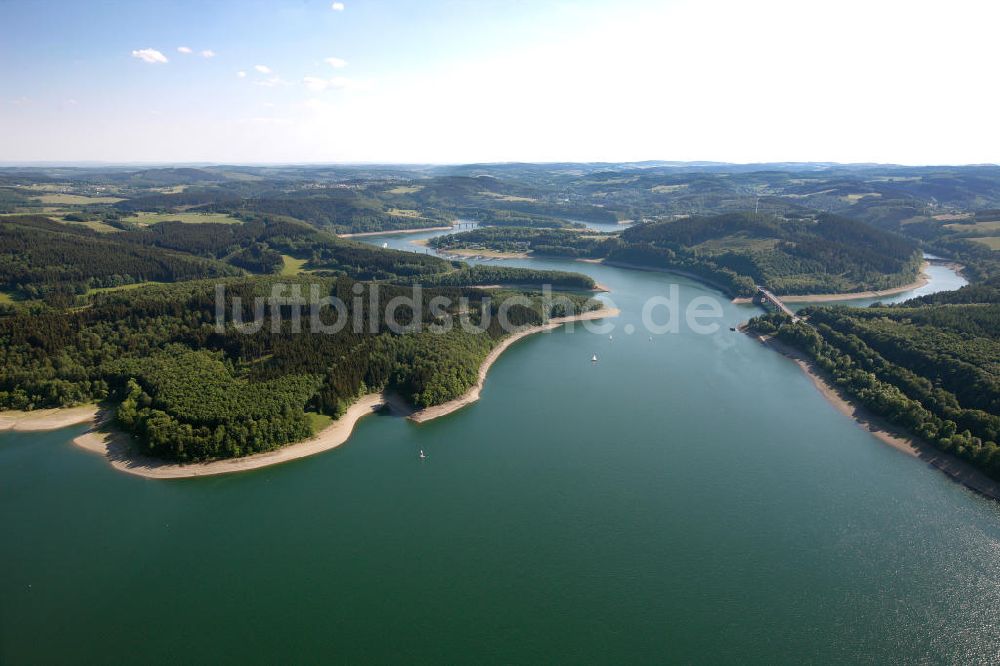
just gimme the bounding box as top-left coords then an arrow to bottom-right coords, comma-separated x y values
131,48 -> 168,64
324,56 -> 347,68
301,75 -> 371,93
237,70 -> 247,78
177,46 -> 193,54
303,76 -> 330,92
201,49 -> 216,58
255,76 -> 289,88
331,2 -> 345,10
254,64 -> 272,74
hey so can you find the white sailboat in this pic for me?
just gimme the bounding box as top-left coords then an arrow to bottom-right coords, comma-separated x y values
591,353 -> 598,363
418,449 -> 427,460
382,242 -> 388,248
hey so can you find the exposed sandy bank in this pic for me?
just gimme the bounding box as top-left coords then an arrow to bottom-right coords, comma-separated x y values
0,405 -> 99,432
752,333 -> 1000,502
338,226 -> 455,238
408,307 -> 620,423
64,306 -> 618,477
71,394 -> 386,479
730,261 -> 968,304
578,258 -> 738,297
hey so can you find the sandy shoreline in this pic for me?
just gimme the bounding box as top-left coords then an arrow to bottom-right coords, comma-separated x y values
10,306 -> 618,479
752,333 -> 1000,502
579,258 -> 739,297
408,306 -> 621,423
440,249 -> 531,260
70,394 -> 388,479
730,261 -> 951,304
0,405 -> 98,432
338,225 -> 455,238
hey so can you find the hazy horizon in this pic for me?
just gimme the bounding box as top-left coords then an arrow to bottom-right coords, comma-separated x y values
2,159 -> 999,169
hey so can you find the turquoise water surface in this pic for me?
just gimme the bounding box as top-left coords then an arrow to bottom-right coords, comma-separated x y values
2,232 -> 995,664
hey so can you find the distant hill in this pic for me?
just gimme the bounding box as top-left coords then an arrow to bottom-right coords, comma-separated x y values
431,212 -> 922,297
4,160 -> 1000,271
121,168 -> 221,186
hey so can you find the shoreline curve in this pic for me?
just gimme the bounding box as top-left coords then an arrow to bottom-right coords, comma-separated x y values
338,225 -> 455,238
0,405 -> 98,432
407,307 -> 620,423
7,306 -> 618,479
71,394 -> 388,479
750,332 -> 1000,502
730,260 -> 964,304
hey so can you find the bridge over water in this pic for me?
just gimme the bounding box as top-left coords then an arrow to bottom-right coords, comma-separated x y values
755,286 -> 799,321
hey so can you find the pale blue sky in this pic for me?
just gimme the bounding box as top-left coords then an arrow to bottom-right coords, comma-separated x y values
1,0 -> 997,164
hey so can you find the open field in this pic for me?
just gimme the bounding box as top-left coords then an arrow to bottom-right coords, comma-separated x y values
970,236 -> 1000,250
387,185 -> 423,194
480,191 -> 537,202
0,291 -> 14,304
306,411 -> 333,433
20,183 -> 66,192
387,208 -> 426,218
280,255 -> 308,276
899,215 -> 935,225
784,188 -> 837,199
60,219 -> 120,233
842,192 -> 881,202
33,193 -> 125,204
694,237 -> 779,253
87,281 -> 165,296
946,220 -> 1000,233
2,212 -> 119,233
434,246 -> 529,259
651,184 -> 688,193
125,211 -> 242,225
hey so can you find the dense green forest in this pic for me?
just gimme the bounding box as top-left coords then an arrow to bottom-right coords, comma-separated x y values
3,161 -> 1000,469
430,212 -> 922,297
0,212 -> 601,307
747,277 -> 1000,479
0,274 -> 599,461
412,264 -> 596,290
122,215 -> 455,280
0,215 -> 240,302
7,162 -> 1000,252
431,227 -> 608,257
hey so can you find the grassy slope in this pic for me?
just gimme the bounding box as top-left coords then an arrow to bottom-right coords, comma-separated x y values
279,255 -> 308,276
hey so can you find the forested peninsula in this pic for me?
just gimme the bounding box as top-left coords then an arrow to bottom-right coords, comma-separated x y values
0,274 -> 603,463
3,161 -> 999,480
430,212 -> 924,297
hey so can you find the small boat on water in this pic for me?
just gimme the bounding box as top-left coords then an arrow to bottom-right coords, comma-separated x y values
382,242 -> 388,248
418,449 -> 427,460
591,353 -> 598,363
609,335 -> 613,341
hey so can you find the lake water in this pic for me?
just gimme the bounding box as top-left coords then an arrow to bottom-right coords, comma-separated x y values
2,232 -> 996,664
